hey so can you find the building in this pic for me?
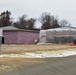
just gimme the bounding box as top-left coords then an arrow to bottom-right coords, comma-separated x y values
39,27 -> 76,44
0,26 -> 39,44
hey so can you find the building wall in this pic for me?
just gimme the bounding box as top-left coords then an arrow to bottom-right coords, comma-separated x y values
18,31 -> 39,44
39,29 -> 76,44
3,30 -> 39,44
3,31 -> 18,44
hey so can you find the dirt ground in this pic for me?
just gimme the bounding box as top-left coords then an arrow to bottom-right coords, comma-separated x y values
0,44 -> 76,73
1,56 -> 76,75
1,44 -> 76,54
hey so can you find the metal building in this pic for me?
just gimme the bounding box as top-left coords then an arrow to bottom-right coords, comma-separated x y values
0,26 -> 39,44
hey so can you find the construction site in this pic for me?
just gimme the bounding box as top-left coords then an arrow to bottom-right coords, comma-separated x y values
0,27 -> 76,75
39,27 -> 76,44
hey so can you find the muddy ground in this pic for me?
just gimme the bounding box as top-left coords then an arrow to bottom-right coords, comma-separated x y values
0,44 -> 76,75
1,56 -> 76,75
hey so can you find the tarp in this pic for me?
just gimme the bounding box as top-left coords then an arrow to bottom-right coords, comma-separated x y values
0,29 -> 3,36
39,27 -> 76,44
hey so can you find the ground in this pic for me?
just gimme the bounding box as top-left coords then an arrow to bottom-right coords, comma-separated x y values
0,44 -> 76,74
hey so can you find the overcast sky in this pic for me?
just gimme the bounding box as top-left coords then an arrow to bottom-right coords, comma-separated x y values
0,0 -> 76,28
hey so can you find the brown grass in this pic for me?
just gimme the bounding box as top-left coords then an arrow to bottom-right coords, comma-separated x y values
0,44 -> 76,73
1,44 -> 76,54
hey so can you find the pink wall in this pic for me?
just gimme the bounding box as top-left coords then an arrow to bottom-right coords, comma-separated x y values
3,31 -> 18,44
3,30 -> 39,44
18,31 -> 39,44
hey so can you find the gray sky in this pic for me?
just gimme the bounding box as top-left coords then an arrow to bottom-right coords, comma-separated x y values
0,0 -> 76,28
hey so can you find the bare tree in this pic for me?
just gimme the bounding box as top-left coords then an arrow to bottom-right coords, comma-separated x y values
26,18 -> 36,29
14,14 -> 27,29
0,10 -> 12,27
39,12 -> 51,29
51,17 -> 60,28
59,19 -> 71,27
39,12 -> 60,29
14,15 -> 36,29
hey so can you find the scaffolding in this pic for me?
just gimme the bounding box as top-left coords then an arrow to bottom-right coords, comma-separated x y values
39,27 -> 76,44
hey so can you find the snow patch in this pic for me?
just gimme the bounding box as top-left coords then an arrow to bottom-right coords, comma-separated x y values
0,50 -> 76,58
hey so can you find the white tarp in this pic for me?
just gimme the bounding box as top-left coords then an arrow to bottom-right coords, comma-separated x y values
0,29 -> 3,36
39,27 -> 76,44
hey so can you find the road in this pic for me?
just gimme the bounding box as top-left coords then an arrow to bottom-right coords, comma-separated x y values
1,56 -> 76,75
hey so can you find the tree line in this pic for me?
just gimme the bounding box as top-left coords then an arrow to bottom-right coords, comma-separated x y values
0,10 -> 71,30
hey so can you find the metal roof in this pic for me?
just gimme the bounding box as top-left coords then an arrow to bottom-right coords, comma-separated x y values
46,27 -> 76,31
0,26 -> 39,33
0,26 -> 18,30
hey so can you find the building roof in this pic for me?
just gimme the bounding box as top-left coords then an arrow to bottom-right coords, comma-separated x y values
46,27 -> 76,31
0,26 -> 18,30
0,26 -> 39,33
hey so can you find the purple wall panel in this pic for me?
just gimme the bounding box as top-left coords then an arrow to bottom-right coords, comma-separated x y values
3,31 -> 18,44
18,31 -> 39,44
3,31 -> 39,44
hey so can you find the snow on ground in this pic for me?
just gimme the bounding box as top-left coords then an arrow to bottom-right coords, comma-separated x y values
0,50 -> 76,58
25,50 -> 76,58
